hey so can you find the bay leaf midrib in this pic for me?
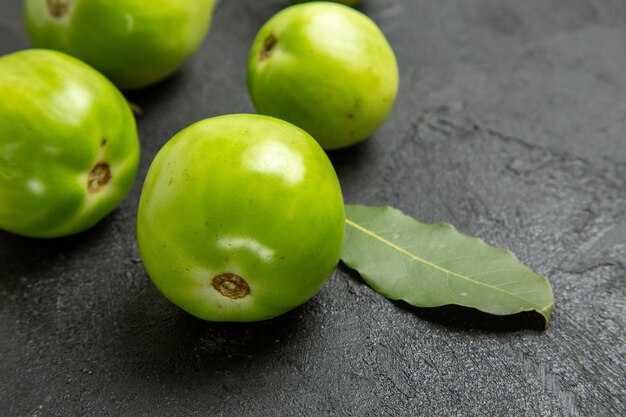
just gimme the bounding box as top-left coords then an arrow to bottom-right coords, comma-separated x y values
345,217 -> 547,309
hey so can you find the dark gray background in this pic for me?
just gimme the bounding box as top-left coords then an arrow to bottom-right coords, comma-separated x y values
1,0 -> 624,415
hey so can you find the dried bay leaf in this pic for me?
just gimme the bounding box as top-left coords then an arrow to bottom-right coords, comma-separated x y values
342,205 -> 554,327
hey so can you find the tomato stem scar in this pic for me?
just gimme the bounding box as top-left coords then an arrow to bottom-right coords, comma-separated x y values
46,0 -> 71,18
212,273 -> 250,299
260,34 -> 277,62
87,163 -> 111,193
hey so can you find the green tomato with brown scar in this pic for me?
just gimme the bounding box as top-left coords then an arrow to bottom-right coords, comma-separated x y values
25,0 -> 216,90
137,114 -> 345,322
248,2 -> 398,149
0,49 -> 139,238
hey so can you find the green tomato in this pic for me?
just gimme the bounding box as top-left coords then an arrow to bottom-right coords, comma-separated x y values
289,0 -> 362,6
247,2 -> 398,150
0,49 -> 139,238
24,0 -> 216,90
137,114 -> 344,322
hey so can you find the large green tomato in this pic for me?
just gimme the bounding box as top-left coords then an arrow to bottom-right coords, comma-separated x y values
137,114 -> 345,322
24,0 -> 216,90
247,2 -> 398,150
0,49 -> 139,238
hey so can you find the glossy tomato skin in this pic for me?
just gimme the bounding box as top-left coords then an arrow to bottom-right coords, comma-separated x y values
25,0 -> 216,90
137,114 -> 345,322
0,49 -> 139,238
247,2 -> 398,150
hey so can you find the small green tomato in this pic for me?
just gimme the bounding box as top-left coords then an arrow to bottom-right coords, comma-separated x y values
137,114 -> 345,322
247,2 -> 398,150
24,0 -> 216,90
0,49 -> 139,238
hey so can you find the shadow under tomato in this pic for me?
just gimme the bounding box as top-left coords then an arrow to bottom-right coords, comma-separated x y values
326,135 -> 377,183
123,70 -> 186,115
0,211 -> 117,282
111,284 -> 318,381
327,135 -> 373,165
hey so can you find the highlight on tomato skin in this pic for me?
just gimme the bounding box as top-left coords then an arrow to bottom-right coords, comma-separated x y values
136,114 -> 345,322
0,49 -> 140,238
24,0 -> 217,90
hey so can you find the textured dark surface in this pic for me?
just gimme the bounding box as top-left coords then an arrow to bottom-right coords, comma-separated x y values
1,0 -> 625,415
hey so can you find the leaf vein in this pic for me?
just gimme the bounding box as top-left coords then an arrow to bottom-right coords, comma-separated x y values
345,218 -> 546,308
